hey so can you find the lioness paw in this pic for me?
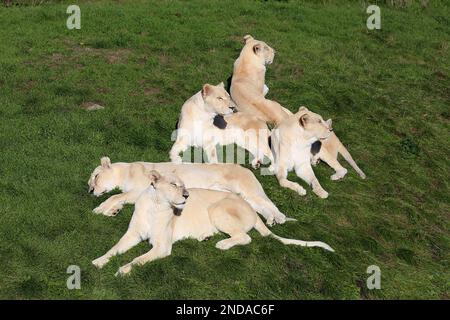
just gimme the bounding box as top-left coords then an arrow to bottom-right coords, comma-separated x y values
115,264 -> 132,277
198,233 -> 212,242
215,240 -> 232,250
170,156 -> 183,164
315,189 -> 329,199
331,169 -> 347,181
296,185 -> 307,196
93,203 -> 122,217
311,158 -> 320,166
251,159 -> 261,169
92,256 -> 109,269
266,216 -> 275,226
274,214 -> 286,225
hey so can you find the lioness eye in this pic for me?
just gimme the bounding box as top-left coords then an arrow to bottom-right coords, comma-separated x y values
217,97 -> 224,101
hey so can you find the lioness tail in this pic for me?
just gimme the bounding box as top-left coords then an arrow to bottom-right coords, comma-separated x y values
254,217 -> 334,252
271,234 -> 334,252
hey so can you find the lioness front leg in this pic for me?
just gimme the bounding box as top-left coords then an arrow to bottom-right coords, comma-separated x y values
203,141 -> 219,163
275,166 -> 307,196
93,191 -> 141,216
92,230 -> 141,269
295,163 -> 328,199
115,247 -> 170,276
169,135 -> 190,164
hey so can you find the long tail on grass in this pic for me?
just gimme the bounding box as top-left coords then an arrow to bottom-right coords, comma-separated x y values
254,217 -> 334,252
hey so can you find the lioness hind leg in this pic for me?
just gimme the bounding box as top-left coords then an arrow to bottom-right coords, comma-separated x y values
209,198 -> 255,250
244,196 -> 286,225
215,233 -> 251,250
318,149 -> 347,181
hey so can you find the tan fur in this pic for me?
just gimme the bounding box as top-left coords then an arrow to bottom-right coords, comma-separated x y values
311,132 -> 367,180
91,171 -> 334,276
170,82 -> 273,168
88,157 -> 289,225
269,107 -> 333,198
230,35 -> 292,125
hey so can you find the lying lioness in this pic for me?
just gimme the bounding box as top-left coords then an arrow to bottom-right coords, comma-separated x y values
92,170 -> 334,276
169,82 -> 273,168
270,107 -> 333,198
230,35 -> 292,125
88,157 -> 289,225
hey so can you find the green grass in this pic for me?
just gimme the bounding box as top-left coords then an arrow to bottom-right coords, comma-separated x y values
0,0 -> 449,299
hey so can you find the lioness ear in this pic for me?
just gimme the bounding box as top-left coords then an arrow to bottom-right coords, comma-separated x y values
298,106 -> 309,112
299,114 -> 310,127
202,84 -> 212,98
100,156 -> 111,168
218,82 -> 225,88
253,43 -> 262,55
243,35 -> 254,43
148,170 -> 162,186
326,119 -> 332,128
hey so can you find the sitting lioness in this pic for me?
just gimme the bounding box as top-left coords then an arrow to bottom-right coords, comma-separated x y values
169,82 -> 273,168
88,157 -> 290,225
269,107 -> 333,198
92,170 -> 334,276
230,35 -> 292,125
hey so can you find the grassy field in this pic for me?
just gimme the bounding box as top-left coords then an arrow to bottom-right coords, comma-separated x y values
0,0 -> 449,299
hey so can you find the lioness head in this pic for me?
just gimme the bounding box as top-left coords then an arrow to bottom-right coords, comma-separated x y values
88,157 -> 118,196
243,35 -> 275,66
202,82 -> 235,115
148,170 -> 189,215
296,106 -> 333,141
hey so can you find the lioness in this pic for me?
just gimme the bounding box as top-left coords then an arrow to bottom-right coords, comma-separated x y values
92,170 -> 334,276
311,132 -> 367,180
88,157 -> 289,225
230,35 -> 292,125
269,107 -> 332,198
169,82 -> 273,168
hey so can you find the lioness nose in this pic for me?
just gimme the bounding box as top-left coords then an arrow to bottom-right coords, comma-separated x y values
88,187 -> 94,194
183,190 -> 189,199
